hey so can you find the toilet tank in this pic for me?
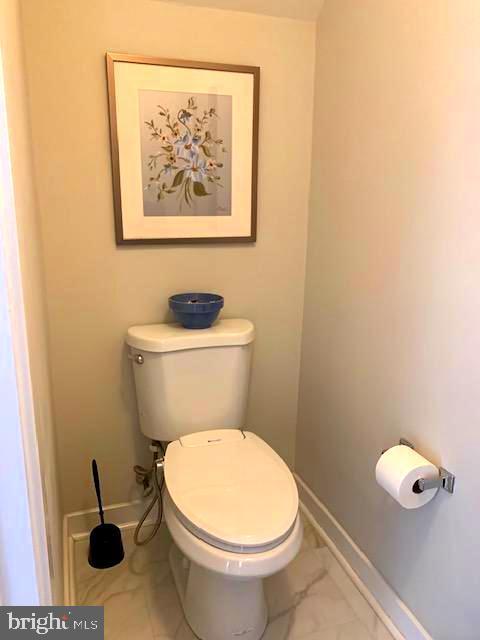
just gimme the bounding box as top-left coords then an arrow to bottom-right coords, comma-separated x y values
126,319 -> 254,442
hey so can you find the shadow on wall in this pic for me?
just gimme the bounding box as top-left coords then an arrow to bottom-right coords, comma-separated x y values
120,342 -> 147,503
119,305 -> 177,503
373,486 -> 444,594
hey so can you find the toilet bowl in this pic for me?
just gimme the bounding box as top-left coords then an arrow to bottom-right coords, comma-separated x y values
127,320 -> 303,639
163,429 -> 303,640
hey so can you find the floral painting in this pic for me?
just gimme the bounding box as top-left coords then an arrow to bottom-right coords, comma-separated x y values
107,53 -> 258,243
139,90 -> 232,217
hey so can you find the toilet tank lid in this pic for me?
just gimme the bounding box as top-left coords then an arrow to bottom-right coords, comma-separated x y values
126,318 -> 255,353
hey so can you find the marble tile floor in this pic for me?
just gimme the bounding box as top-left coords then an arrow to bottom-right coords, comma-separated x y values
73,513 -> 397,640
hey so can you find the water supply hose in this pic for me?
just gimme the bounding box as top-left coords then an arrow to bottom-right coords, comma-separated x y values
133,443 -> 165,546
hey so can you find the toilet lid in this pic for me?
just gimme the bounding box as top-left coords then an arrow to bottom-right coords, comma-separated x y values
164,430 -> 298,553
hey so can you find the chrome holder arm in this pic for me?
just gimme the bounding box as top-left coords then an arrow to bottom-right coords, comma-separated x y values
417,468 -> 455,494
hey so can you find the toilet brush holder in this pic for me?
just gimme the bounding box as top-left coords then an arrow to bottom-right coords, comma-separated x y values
88,460 -> 124,569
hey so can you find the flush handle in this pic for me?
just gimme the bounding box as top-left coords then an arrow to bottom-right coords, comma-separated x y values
128,353 -> 144,365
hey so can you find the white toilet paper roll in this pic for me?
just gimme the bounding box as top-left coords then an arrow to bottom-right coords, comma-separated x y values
375,444 -> 439,509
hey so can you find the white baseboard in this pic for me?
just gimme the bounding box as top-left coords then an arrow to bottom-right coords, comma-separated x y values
63,499 -> 156,605
295,474 -> 432,640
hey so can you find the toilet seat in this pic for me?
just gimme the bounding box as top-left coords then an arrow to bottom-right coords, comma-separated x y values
164,491 -> 303,578
164,429 -> 299,554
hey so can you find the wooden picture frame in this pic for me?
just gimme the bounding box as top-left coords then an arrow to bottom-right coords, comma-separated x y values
106,53 -> 259,244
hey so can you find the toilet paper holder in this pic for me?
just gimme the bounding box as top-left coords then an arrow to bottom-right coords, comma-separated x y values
385,438 -> 456,494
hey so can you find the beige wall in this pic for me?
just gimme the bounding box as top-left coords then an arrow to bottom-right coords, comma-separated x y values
0,0 -> 62,603
20,0 -> 315,513
296,1 -> 480,638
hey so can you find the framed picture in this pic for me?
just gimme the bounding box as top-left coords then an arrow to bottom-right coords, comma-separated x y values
106,53 -> 259,244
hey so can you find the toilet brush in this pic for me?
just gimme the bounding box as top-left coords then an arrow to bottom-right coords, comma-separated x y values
88,459 -> 124,569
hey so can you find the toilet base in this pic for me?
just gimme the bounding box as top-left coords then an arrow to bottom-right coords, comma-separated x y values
169,542 -> 268,640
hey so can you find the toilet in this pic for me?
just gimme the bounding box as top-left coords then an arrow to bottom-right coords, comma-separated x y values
126,319 -> 302,640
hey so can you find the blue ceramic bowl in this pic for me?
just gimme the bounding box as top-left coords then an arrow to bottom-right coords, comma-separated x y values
169,293 -> 224,329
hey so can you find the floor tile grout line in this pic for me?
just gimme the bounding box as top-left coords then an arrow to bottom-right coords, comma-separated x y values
70,516 -> 395,640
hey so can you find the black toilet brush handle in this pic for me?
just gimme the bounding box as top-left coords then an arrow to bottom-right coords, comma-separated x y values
92,459 -> 105,525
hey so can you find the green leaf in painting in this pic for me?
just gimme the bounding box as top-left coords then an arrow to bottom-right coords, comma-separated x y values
172,170 -> 185,188
193,181 -> 210,197
200,144 -> 212,158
